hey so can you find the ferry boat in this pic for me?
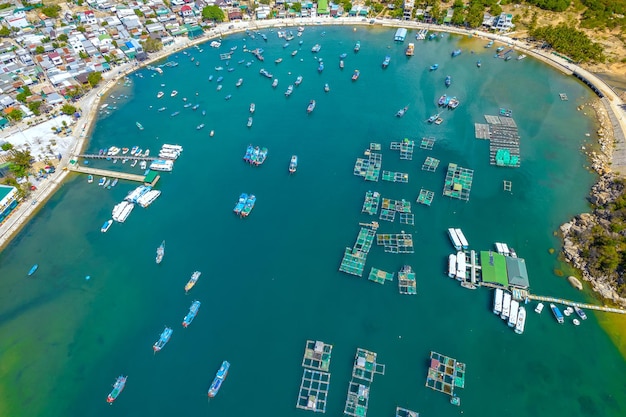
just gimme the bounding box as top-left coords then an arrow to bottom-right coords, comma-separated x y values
535,302 -> 544,314
157,91 -> 164,99
101,219 -> 113,233
501,291 -> 511,320
153,327 -> 173,352
156,240 -> 165,264
285,85 -> 294,97
185,271 -> 201,293
550,303 -> 564,323
27,264 -> 38,276
182,300 -> 201,328
396,105 -> 408,117
324,83 -> 330,92
87,175 -> 93,183
508,299 -> 520,327
455,251 -> 466,281
170,90 -> 178,97
295,75 -> 303,86
241,194 -> 256,217
233,193 -> 248,215
429,64 -> 439,71
272,79 -> 278,88
405,43 -> 415,56
106,375 -> 127,404
351,69 -> 360,81
306,100 -> 316,114
493,288 -> 503,314
382,55 -> 391,68
208,361 -> 230,398
112,201 -> 134,223
289,155 -> 298,173
448,254 -> 457,278
250,103 -> 255,113
311,44 -> 321,53
451,49 -> 461,57
515,306 -> 526,334
136,122 -> 144,130
247,117 -> 253,127
354,41 -> 361,53
574,306 -> 587,320
454,228 -> 468,249
445,75 -> 451,87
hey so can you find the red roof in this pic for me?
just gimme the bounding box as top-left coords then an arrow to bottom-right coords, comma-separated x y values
181,5 -> 192,11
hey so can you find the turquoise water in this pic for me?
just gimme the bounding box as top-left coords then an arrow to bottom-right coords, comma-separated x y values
1,26 -> 625,417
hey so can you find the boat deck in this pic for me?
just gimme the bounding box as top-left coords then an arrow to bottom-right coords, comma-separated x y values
376,233 -> 414,253
343,348 -> 385,417
417,188 -> 435,206
398,266 -> 417,295
361,191 -> 380,215
425,351 -> 466,398
296,340 -> 333,413
443,163 -> 474,201
420,136 -> 436,150
382,171 -> 409,183
368,267 -> 394,285
421,156 -> 440,172
390,139 -> 415,160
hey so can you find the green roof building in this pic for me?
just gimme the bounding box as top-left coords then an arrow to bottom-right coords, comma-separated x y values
480,251 -> 508,287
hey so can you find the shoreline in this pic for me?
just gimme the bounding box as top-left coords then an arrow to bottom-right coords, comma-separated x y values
1,17 -> 624,253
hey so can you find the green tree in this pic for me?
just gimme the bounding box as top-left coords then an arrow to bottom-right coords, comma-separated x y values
1,142 -> 13,151
87,72 -> 102,87
76,26 -> 86,33
41,37 -> 50,43
292,2 -> 302,12
28,101 -> 42,116
0,26 -> 10,37
61,104 -> 77,115
202,5 -> 225,22
79,51 -> 88,59
134,9 -> 144,17
58,33 -> 68,42
7,108 -> 23,122
141,37 -> 163,53
41,5 -> 62,18
16,86 -> 32,103
35,45 -> 45,54
8,149 -> 32,178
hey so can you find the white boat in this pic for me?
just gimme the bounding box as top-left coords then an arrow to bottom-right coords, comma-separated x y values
149,159 -> 174,172
250,103 -> 255,113
447,228 -> 462,250
493,288 -> 503,315
112,201 -> 134,223
455,251 -> 466,281
170,90 -> 178,97
534,302 -> 544,314
137,190 -> 162,208
272,79 -> 278,88
157,91 -> 164,99
101,219 -> 113,233
574,306 -> 587,320
501,291 -> 511,320
162,144 -> 183,152
515,307 -> 526,334
573,318 -> 580,326
501,243 -> 510,256
447,254 -> 456,278
125,185 -> 151,203
87,175 -> 93,183
454,228 -> 469,249
508,299 -> 519,327
140,160 -> 147,170
98,177 -> 106,186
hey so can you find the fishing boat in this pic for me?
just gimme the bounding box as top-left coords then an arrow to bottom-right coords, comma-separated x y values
256,148 -> 268,166
101,219 -> 113,233
339,60 -> 345,69
136,122 -> 144,130
535,302 -> 544,314
295,75 -> 303,86
208,75 -> 214,81
517,54 -> 527,60
396,105 -> 409,117
574,306 -> 587,320
306,100 -> 316,114
247,117 -> 253,127
240,194 -> 256,217
289,155 -> 298,173
170,90 -> 178,97
427,112 -> 440,123
340,53 -> 347,59
207,361 -> 230,398
250,103 -> 255,113
225,94 -> 232,100
171,111 -> 180,117
215,66 -> 224,71
156,240 -> 165,264
318,61 -> 324,73
496,46 -> 505,53
185,271 -> 201,293
505,55 -> 512,61
429,64 -> 439,71
272,78 -> 278,88
353,41 -> 360,52
351,69 -> 360,81
501,291 -> 511,320
451,49 -> 461,57
197,123 -> 205,130
476,60 -> 482,68
499,108 -> 512,117
275,58 -> 283,64
98,177 -> 106,186
233,193 -> 248,215
291,50 -> 298,57
27,264 -> 39,276
382,55 -> 390,68
157,91 -> 164,99
158,107 -> 167,112
485,40 -> 494,48
438,94 -> 447,106
216,76 -> 224,83
515,307 -> 526,334
405,43 -> 415,56
216,85 -> 223,91
182,300 -> 201,328
285,85 -> 294,97
106,375 -> 127,404
445,75 -> 451,87
153,326 -> 173,352
311,44 -> 321,53
448,97 -> 460,109
235,78 -> 243,87
550,303 -> 564,323
210,130 -> 215,137
87,175 -> 93,183
324,83 -> 330,92
493,288 -> 503,314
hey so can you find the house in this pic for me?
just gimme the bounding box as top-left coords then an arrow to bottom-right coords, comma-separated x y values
492,13 -> 514,32
0,184 -> 18,222
0,95 -> 15,109
6,11 -> 29,29
79,10 -> 98,25
48,52 -> 63,66
403,0 -> 414,20
227,8 -> 242,20
180,5 -> 195,17
482,13 -> 495,28
443,8 -> 454,24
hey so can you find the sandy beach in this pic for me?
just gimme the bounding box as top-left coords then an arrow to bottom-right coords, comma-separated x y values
0,17 -> 625,251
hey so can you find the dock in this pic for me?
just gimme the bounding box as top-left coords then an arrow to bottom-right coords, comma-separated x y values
421,156 -> 440,172
526,294 -> 626,314
425,351 -> 466,400
417,188 -> 435,206
339,226 -> 377,277
376,233 -> 414,253
296,340 -> 333,413
390,139 -> 415,160
361,191 -> 381,215
343,348 -> 385,417
76,153 -> 157,161
420,136 -> 436,150
382,171 -> 409,183
398,265 -> 417,295
368,267 -> 394,285
443,163 -> 474,201
68,165 -> 147,183
354,149 -> 382,182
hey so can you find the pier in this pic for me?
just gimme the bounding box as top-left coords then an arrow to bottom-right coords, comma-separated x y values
76,153 -> 157,161
296,340 -> 333,413
343,348 -> 385,417
526,294 -> 626,314
68,165 -> 147,183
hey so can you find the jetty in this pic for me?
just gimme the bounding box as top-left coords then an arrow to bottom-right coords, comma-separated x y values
443,163 -> 474,201
425,351 -> 466,403
339,226 -> 377,277
68,165 -> 147,183
526,294 -> 626,315
75,153 -> 157,161
343,348 -> 385,417
296,340 -> 333,413
368,267 -> 394,285
417,188 -> 435,206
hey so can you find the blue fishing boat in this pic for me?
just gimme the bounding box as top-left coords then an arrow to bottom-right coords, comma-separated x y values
429,64 -> 439,71
307,100 -> 316,114
351,69 -> 360,81
445,75 -> 451,87
208,361 -> 230,398
353,41 -> 360,53
437,94 -> 447,106
182,300 -> 201,328
153,327 -> 173,352
101,219 -> 113,233
427,112 -> 440,123
318,61 -> 324,73
496,46 -> 505,53
289,155 -> 298,173
382,55 -> 390,68
241,194 -> 256,217
451,49 -> 461,57
225,94 -> 232,100
550,303 -> 564,324
233,193 -> 248,215
106,375 -> 127,404
243,145 -> 254,162
340,53 -> 347,59
216,76 -> 223,83
27,264 -> 38,276
476,60 -> 482,68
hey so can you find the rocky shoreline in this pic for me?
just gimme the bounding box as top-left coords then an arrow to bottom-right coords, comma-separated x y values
560,99 -> 626,307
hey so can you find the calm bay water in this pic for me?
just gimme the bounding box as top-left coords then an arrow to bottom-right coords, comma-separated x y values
1,26 -> 625,417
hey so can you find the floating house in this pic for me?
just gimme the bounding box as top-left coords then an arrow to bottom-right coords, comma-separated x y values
394,28 -> 407,42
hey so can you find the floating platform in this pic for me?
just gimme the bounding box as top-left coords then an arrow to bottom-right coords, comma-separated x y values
376,233 -> 414,253
422,156 -> 440,172
354,150 -> 382,182
296,369 -> 331,413
301,340 -> 333,372
477,115 -> 521,167
398,265 -> 417,295
351,348 -> 385,382
368,267 -> 394,285
425,351 -> 466,398
390,139 -> 415,160
417,188 -> 435,206
339,227 -> 377,277
361,191 -> 381,215
342,348 -> 385,417
369,143 -> 381,151
382,198 -> 411,213
382,171 -> 409,183
559,93 -> 568,101
503,180 -> 512,191
399,212 -> 414,225
443,163 -> 474,201
379,208 -> 396,222
420,136 -> 436,150
474,123 -> 490,140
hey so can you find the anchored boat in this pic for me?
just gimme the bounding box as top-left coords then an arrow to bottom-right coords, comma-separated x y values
550,303 -> 564,323
382,55 -> 390,68
152,327 -> 173,352
185,271 -> 201,293
307,100 -> 316,114
351,69 -> 360,81
289,155 -> 298,173
101,219 -> 113,233
396,105 -> 409,117
106,375 -> 127,404
208,361 -> 230,398
182,300 -> 201,328
156,240 -> 165,264
28,264 -> 38,276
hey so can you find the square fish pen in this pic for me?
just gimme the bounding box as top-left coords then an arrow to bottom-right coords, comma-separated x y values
354,150 -> 382,182
361,191 -> 381,215
420,137 -> 436,150
390,139 -> 415,160
301,340 -> 333,372
399,213 -> 414,225
379,209 -> 397,223
382,171 -> 409,183
377,233 -> 414,254
443,163 -> 473,201
296,340 -> 334,413
398,265 -> 417,294
421,156 -> 440,172
339,227 -> 377,277
425,351 -> 466,399
368,267 -> 395,285
417,189 -> 435,206
343,348 -> 385,417
382,198 -> 411,213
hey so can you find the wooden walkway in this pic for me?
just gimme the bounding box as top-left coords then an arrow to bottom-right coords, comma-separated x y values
69,165 -> 146,182
76,153 -> 157,161
526,294 -> 626,314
